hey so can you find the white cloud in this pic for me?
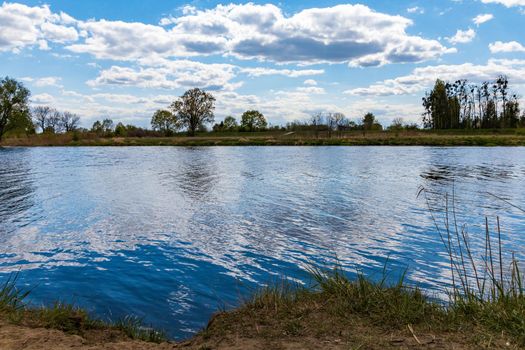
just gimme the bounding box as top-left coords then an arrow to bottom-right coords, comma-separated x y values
345,59 -> 525,96
31,93 -> 55,104
481,0 -> 525,7
473,13 -> 494,25
295,86 -> 325,94
0,2 -> 453,67
303,79 -> 317,86
21,76 -> 62,87
65,3 -> 452,67
446,28 -> 476,44
407,6 -> 425,14
87,60 -> 241,91
489,41 -> 525,53
0,2 -> 78,52
240,67 -> 324,77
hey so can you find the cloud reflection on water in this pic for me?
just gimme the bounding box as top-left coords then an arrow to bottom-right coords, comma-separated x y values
0,146 -> 524,338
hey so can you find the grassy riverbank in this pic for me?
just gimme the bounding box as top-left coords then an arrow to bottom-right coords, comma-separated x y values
1,203 -> 524,349
2,129 -> 525,147
1,265 -> 524,349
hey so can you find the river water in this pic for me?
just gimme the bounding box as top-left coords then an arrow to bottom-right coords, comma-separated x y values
0,146 -> 524,338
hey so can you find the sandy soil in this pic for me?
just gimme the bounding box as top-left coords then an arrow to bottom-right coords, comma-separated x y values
1,320 -> 502,350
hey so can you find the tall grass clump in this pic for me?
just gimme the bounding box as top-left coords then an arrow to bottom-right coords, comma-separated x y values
419,187 -> 525,343
0,272 -> 30,313
0,273 -> 166,343
308,266 -> 443,327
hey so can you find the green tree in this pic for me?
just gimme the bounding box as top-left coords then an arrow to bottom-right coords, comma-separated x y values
241,110 -> 267,132
362,112 -> 376,130
0,77 -> 31,141
502,98 -> 520,128
114,122 -> 127,136
422,80 -> 451,129
170,88 -> 215,136
151,109 -> 180,136
91,118 -> 114,135
223,116 -> 238,130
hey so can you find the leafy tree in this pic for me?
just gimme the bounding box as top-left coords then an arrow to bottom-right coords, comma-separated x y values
213,116 -> 239,132
169,88 -> 215,136
114,122 -> 127,136
362,112 -> 376,130
502,96 -> 520,128
91,120 -> 103,134
151,109 -> 180,136
361,112 -> 383,131
241,110 -> 267,132
5,108 -> 35,137
423,76 -> 520,129
223,116 -> 238,130
0,77 -> 31,141
91,118 -> 114,135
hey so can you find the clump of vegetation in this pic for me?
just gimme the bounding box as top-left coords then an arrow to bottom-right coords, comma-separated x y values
423,75 -> 525,130
194,193 -> 525,349
420,188 -> 525,344
0,274 -> 165,343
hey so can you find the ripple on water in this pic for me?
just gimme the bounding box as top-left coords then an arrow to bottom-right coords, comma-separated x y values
0,146 -> 524,338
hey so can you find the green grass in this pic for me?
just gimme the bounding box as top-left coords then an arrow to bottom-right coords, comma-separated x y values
198,193 -> 525,348
2,193 -> 524,348
0,275 -> 166,343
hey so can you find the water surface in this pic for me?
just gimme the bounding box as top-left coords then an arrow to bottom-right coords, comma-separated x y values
1,146 -> 524,338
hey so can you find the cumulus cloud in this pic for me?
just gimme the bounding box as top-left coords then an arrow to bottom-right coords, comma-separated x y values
0,2 -> 78,52
21,76 -> 62,87
65,3 -> 451,66
87,61 -> 325,91
31,93 -> 55,104
489,41 -> 525,53
481,0 -> 525,7
473,13 -> 494,25
1,2 -> 453,67
303,79 -> 317,86
446,28 -> 476,44
87,60 -> 241,91
345,59 -> 525,96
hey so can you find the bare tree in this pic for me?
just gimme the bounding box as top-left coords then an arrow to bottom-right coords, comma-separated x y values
46,110 -> 62,133
333,112 -> 348,137
310,113 -> 324,138
32,106 -> 52,132
325,112 -> 337,138
60,111 -> 80,132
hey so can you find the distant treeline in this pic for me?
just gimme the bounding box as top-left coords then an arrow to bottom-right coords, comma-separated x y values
2,76 -> 525,141
423,76 -> 525,130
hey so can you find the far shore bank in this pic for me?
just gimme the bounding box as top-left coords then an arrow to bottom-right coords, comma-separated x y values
2,129 -> 525,147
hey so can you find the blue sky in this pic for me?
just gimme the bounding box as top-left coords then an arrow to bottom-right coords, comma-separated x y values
1,0 -> 525,128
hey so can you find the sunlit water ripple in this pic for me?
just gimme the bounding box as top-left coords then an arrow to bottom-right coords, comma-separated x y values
0,146 -> 524,338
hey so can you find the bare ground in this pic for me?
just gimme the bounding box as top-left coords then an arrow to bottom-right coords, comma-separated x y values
0,315 -> 516,350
